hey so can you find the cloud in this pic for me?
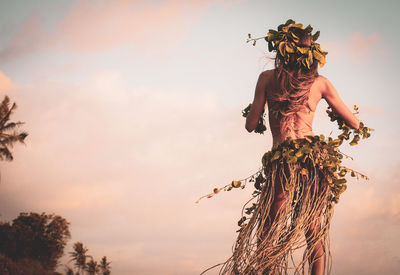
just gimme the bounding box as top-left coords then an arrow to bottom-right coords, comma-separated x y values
323,31 -> 386,65
0,69 -> 266,274
52,0 -> 196,53
0,71 -> 18,93
330,162 -> 400,274
0,0 -> 241,63
348,32 -> 385,64
0,14 -> 45,64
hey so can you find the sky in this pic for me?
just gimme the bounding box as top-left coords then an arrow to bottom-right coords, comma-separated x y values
0,0 -> 399,274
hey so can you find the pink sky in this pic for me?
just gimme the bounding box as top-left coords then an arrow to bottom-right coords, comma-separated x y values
1,1 -> 399,274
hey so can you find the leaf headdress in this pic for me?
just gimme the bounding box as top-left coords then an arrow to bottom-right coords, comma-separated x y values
247,19 -> 328,69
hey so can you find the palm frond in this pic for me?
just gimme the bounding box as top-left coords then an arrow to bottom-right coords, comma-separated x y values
0,96 -> 28,162
0,131 -> 28,146
0,147 -> 13,161
0,99 -> 17,128
0,121 -> 24,132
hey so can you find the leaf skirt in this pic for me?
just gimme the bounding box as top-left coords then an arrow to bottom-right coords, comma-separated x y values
214,137 -> 337,275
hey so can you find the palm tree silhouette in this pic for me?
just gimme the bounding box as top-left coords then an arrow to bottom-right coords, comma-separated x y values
87,257 -> 100,275
70,242 -> 89,274
0,95 -> 28,161
99,256 -> 111,275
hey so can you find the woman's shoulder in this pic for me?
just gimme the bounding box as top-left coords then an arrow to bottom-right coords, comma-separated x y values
315,74 -> 332,86
312,74 -> 325,83
259,69 -> 275,86
260,69 -> 275,78
313,75 -> 336,94
311,75 -> 329,92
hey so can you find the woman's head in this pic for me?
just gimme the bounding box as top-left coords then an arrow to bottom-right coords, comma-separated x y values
291,27 -> 311,47
264,20 -> 327,72
274,28 -> 318,77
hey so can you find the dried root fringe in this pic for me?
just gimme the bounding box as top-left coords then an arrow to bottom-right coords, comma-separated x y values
215,151 -> 334,275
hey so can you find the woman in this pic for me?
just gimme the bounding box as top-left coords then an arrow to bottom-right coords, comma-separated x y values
201,20 -> 372,275
243,26 -> 359,275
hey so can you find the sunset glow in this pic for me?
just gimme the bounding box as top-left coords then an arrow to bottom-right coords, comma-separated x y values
0,1 -> 399,274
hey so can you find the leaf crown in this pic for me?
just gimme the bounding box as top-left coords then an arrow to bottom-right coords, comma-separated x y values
247,19 -> 328,69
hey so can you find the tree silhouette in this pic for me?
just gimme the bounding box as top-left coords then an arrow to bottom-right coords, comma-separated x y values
99,256 -> 111,275
0,212 -> 113,275
0,95 -> 28,161
70,242 -> 89,274
0,212 -> 70,273
87,257 -> 100,275
67,244 -> 111,275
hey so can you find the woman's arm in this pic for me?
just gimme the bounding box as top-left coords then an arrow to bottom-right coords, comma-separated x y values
321,76 -> 360,129
245,71 -> 269,132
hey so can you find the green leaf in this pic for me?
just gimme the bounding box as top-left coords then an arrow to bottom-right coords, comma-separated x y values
269,29 -> 278,35
313,49 -> 324,62
285,19 -> 295,25
305,58 -> 310,69
232,180 -> 242,188
312,30 -> 320,41
268,41 -> 274,52
330,139 -> 342,147
290,32 -> 300,43
270,150 -> 281,161
291,23 -> 303,29
308,50 -> 313,63
242,104 -> 252,117
349,135 -> 360,146
238,216 -> 246,226
279,42 -> 286,56
333,178 -> 347,185
305,136 -> 313,143
304,24 -> 313,33
338,169 -> 347,177
267,31 -> 276,42
297,47 -> 309,54
285,43 -> 295,53
295,150 -> 304,158
262,152 -> 271,166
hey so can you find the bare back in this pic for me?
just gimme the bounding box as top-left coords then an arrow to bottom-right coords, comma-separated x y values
266,72 -> 323,144
245,69 -> 360,146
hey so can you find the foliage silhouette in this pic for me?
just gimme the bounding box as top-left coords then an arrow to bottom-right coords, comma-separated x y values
0,212 -> 70,273
69,242 -> 89,274
99,256 -> 111,275
0,96 -> 28,162
67,242 -> 112,275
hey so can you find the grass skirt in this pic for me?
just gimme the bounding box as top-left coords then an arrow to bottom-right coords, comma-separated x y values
217,137 -> 337,275
200,107 -> 372,275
